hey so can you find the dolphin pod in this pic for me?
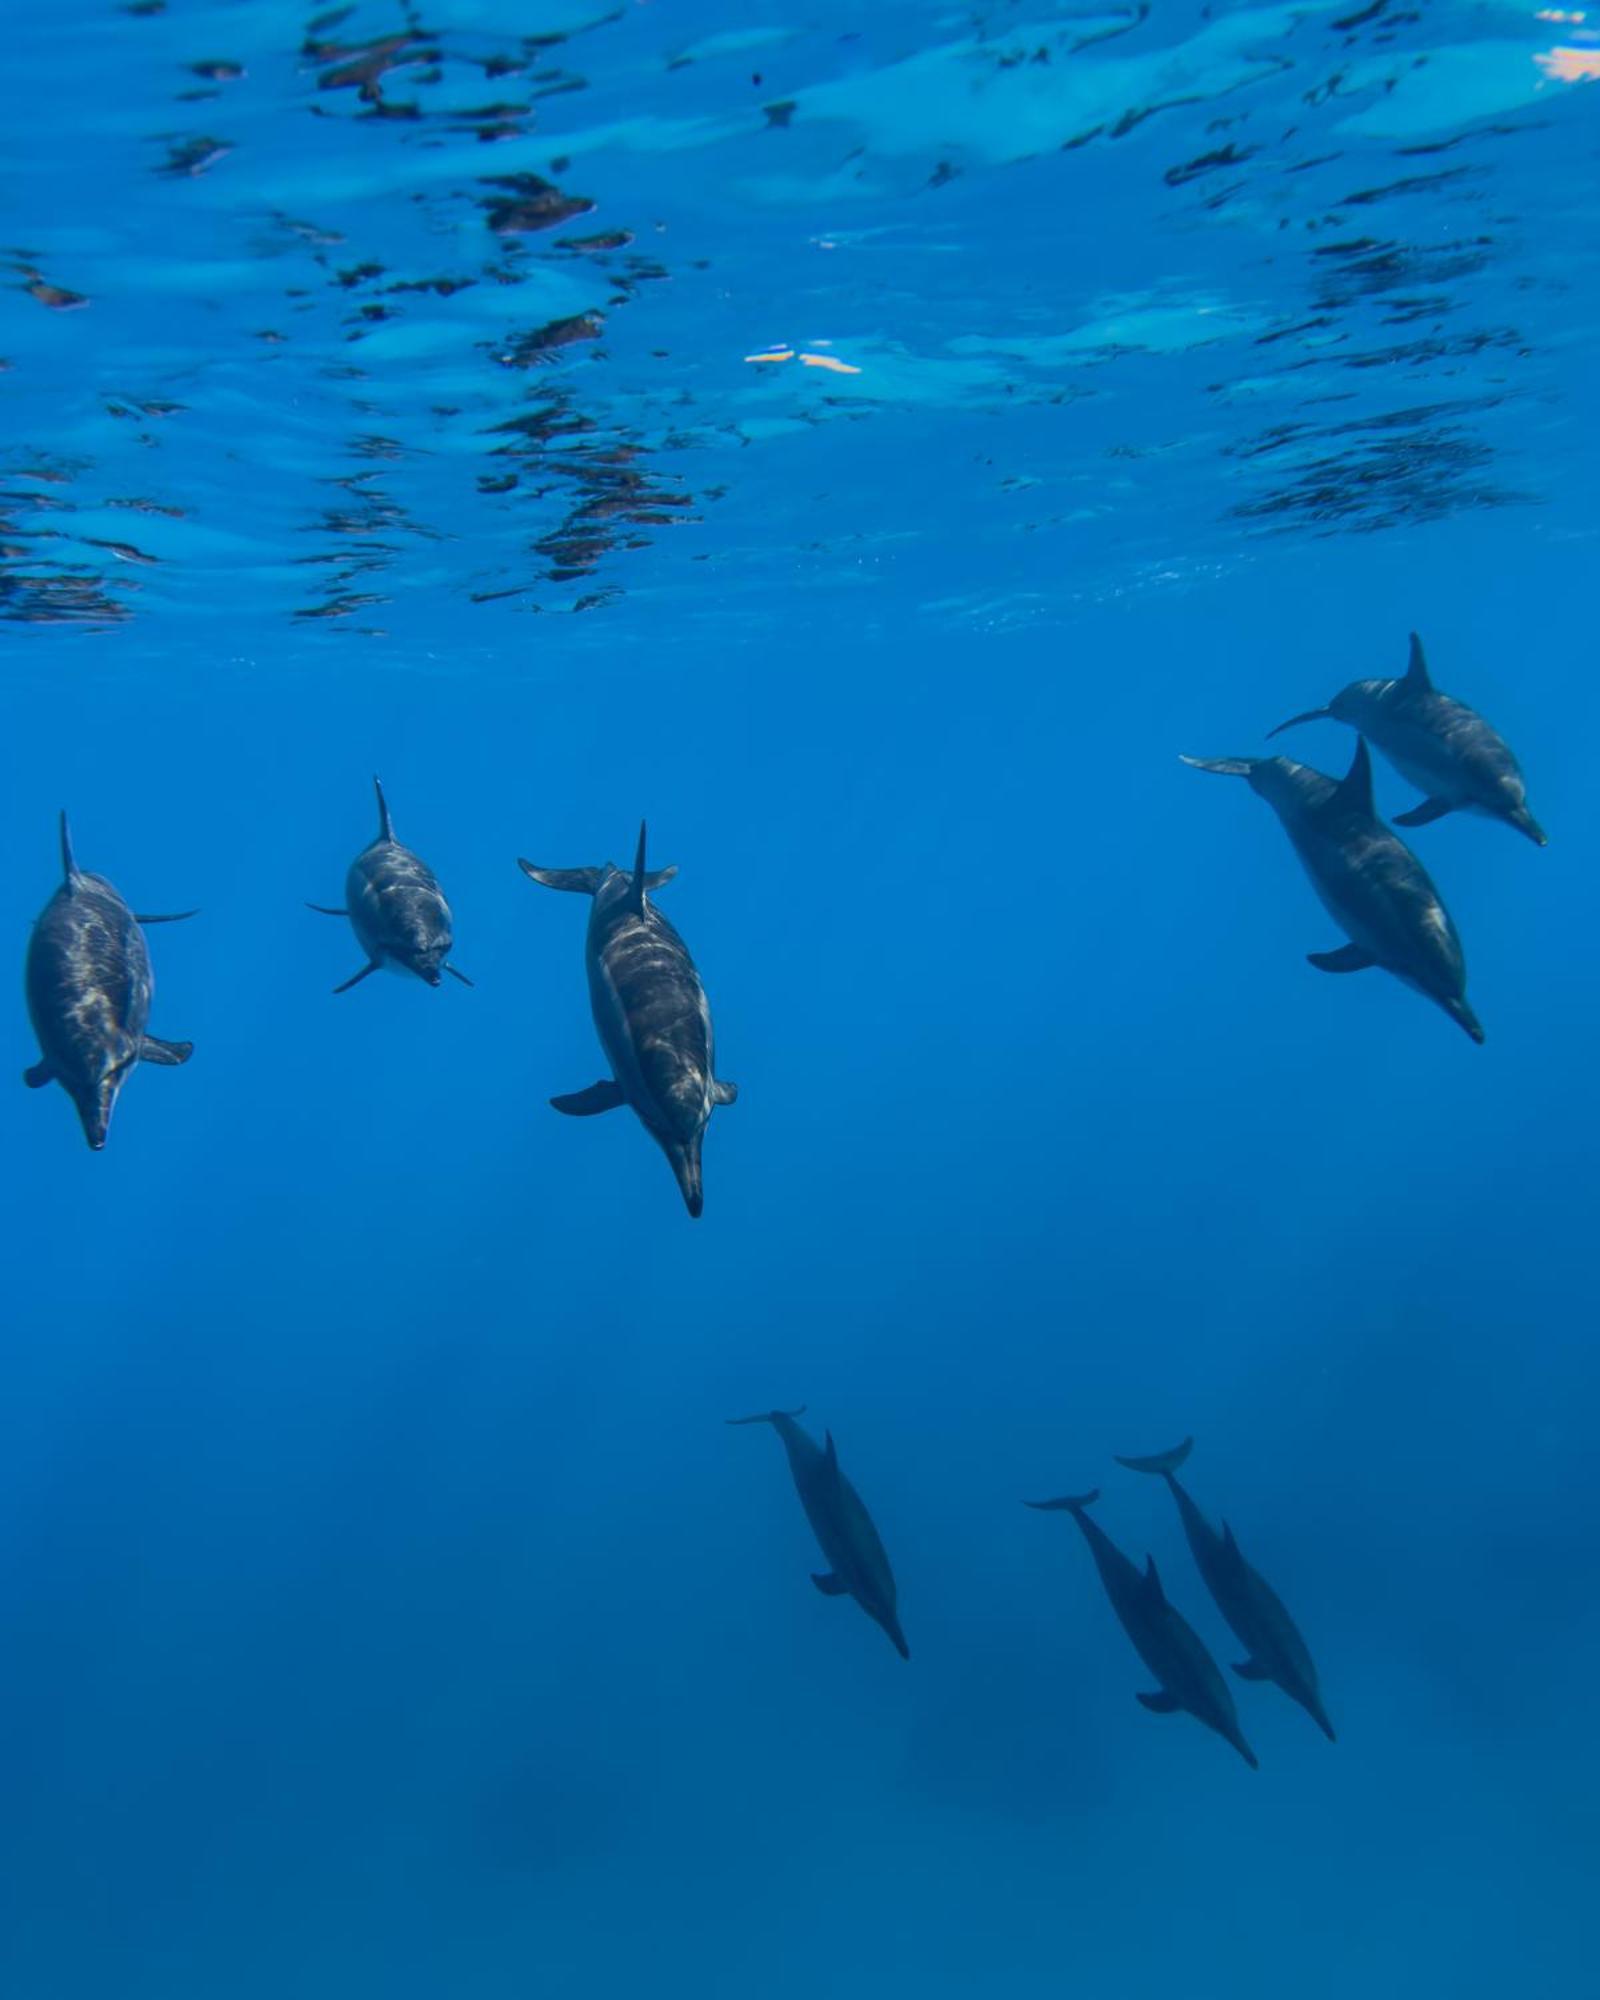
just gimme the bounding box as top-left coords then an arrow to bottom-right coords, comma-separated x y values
1026,1488 -> 1259,1769
23,814 -> 196,1150
729,1407 -> 909,1660
1269,632 -> 1546,847
309,777 -> 473,994
1114,1438 -> 1334,1742
1184,737 -> 1485,1043
520,823 -> 736,1218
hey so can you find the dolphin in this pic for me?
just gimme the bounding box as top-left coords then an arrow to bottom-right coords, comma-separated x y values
1182,735 -> 1484,1043
308,777 -> 471,993
1026,1488 -> 1257,1768
728,1408 -> 909,1660
519,823 -> 735,1218
1269,632 -> 1545,846
23,812 -> 195,1150
1115,1439 -> 1334,1742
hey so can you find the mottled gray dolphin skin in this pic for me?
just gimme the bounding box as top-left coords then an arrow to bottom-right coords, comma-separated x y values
1270,633 -> 1546,846
728,1408 -> 909,1660
1026,1489 -> 1257,1768
519,823 -> 736,1218
1183,736 -> 1484,1044
24,813 -> 195,1151
1115,1439 -> 1334,1742
308,777 -> 472,993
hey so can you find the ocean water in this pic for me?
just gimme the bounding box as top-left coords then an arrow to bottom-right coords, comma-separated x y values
3,2 -> 1597,1994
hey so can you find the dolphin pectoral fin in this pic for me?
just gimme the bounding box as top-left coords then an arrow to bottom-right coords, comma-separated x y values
23,1061 -> 53,1089
332,964 -> 379,994
1179,754 -> 1255,778
551,1080 -> 625,1116
810,1572 -> 849,1597
307,903 -> 349,917
643,866 -> 678,891
135,909 -> 200,924
1136,1691 -> 1182,1714
725,1406 -> 806,1426
517,862 -> 603,895
712,1080 -> 739,1106
1265,706 -> 1332,739
1307,945 -> 1375,973
1392,796 -> 1454,829
1232,1659 -> 1273,1681
140,1036 -> 193,1066
443,964 -> 475,987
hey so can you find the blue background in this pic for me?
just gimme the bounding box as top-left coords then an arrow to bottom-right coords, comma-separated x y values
2,3 -> 1596,1995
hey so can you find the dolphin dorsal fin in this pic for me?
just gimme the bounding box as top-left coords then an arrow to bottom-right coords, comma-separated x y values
630,820 -> 649,915
1335,736 -> 1376,817
58,810 -> 78,886
1405,632 -> 1432,690
824,1430 -> 842,1480
373,776 -> 395,843
1144,1555 -> 1166,1603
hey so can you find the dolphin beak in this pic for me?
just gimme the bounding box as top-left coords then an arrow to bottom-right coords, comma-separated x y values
77,1083 -> 114,1151
1446,995 -> 1486,1046
884,1615 -> 910,1661
1265,706 -> 1332,739
1512,805 -> 1548,848
669,1135 -> 704,1219
1179,754 -> 1256,778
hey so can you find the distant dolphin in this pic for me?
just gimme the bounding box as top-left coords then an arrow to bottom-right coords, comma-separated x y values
1115,1439 -> 1334,1742
309,777 -> 471,993
1026,1488 -> 1257,1768
519,823 -> 735,1218
728,1408 -> 909,1660
1269,633 -> 1545,846
24,812 -> 195,1150
1183,736 -> 1484,1043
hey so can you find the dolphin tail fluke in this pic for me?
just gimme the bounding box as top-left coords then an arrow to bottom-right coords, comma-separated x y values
374,775 -> 395,842
1024,1489 -> 1100,1514
517,860 -> 604,895
1179,755 -> 1255,777
725,1406 -> 807,1426
1265,707 -> 1332,739
58,810 -> 78,885
1114,1438 -> 1194,1477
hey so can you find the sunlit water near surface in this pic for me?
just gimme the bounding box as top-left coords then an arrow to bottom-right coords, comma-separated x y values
2,3 -> 1597,1996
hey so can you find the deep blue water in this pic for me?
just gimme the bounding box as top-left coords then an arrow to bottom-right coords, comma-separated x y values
3,3 -> 1598,1995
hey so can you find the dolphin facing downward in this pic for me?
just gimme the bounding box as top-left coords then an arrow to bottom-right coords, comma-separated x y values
1270,633 -> 1545,846
24,812 -> 195,1150
309,777 -> 472,993
729,1408 -> 909,1660
1027,1489 -> 1256,1768
1115,1439 -> 1334,1742
520,823 -> 735,1218
1183,735 -> 1484,1043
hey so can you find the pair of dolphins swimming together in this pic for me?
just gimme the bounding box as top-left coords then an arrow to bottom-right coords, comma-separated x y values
733,1412 -> 1329,1769
1186,634 -> 1545,1045
25,781 -> 736,1212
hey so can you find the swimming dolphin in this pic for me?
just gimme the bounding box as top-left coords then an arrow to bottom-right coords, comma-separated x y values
728,1408 -> 909,1660
1026,1488 -> 1257,1768
1115,1438 -> 1334,1742
24,812 -> 195,1150
308,777 -> 471,993
1182,736 -> 1484,1043
1269,633 -> 1545,847
519,823 -> 735,1218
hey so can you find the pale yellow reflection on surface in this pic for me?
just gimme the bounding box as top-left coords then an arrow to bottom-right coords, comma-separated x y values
1536,43 -> 1600,77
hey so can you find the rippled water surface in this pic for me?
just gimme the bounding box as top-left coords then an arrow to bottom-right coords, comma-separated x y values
2,4 -> 1597,1996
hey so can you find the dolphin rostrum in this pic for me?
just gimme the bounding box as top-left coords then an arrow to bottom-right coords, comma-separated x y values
1026,1488 -> 1257,1768
24,812 -> 195,1150
309,777 -> 471,993
1269,632 -> 1545,846
729,1408 -> 909,1660
519,823 -> 735,1218
1115,1438 -> 1334,1742
1182,735 -> 1484,1043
